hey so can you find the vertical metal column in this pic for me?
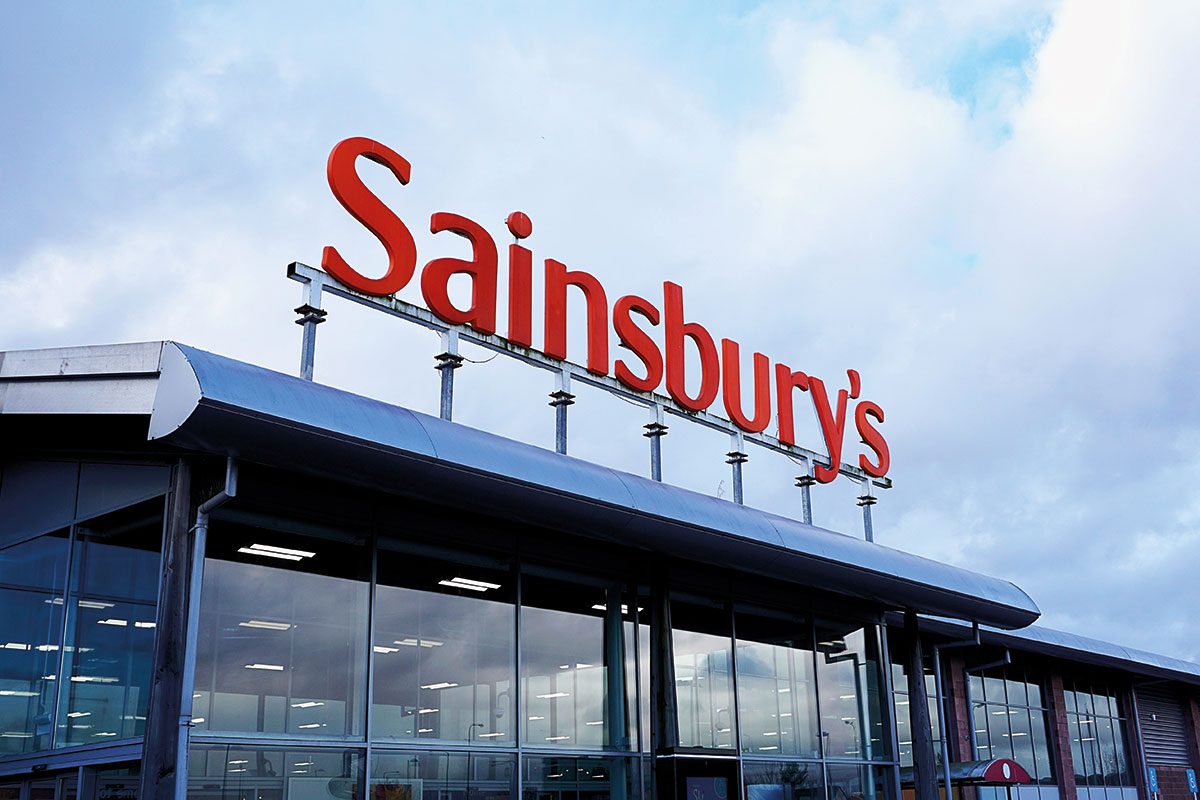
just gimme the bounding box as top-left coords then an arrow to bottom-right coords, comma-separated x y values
905,611 -> 938,800
726,432 -> 747,505
549,370 -> 575,455
795,458 -> 815,525
435,331 -> 464,421
139,461 -> 192,800
644,405 -> 667,481
859,477 -> 877,543
294,279 -> 326,381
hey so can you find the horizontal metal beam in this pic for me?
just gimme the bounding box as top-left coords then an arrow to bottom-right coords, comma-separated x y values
288,262 -> 891,489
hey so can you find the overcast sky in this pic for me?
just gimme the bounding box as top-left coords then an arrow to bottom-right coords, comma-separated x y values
4,1 -> 1199,661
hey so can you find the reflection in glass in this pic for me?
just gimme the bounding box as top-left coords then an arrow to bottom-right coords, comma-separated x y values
58,500 -> 164,746
521,573 -> 636,750
193,523 -> 369,736
187,744 -> 362,799
0,532 -> 67,753
523,755 -> 639,800
815,625 -> 886,761
735,610 -> 820,758
825,763 -> 889,800
374,547 -> 514,744
371,749 -> 516,800
671,600 -> 735,750
890,659 -> 941,769
742,760 -> 823,800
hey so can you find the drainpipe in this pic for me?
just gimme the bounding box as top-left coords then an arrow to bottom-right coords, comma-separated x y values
932,621 -> 982,800
174,458 -> 237,800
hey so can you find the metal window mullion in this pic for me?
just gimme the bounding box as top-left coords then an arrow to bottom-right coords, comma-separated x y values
877,619 -> 902,800
52,525 -> 81,749
364,531 -> 378,797
515,551 -> 523,800
729,602 -> 744,795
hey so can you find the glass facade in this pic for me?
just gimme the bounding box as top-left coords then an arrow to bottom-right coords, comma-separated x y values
1064,680 -> 1135,800
0,490 -> 165,755
968,666 -> 1058,800
889,659 -> 940,769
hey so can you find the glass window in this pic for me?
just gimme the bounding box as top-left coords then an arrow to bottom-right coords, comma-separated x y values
815,624 -> 887,762
57,499 -> 164,746
671,598 -> 735,750
521,571 -> 637,750
523,755 -> 640,800
1064,679 -> 1134,798
742,760 -> 823,800
0,532 -> 68,753
968,666 -> 1054,788
187,744 -> 363,799
735,609 -> 820,759
825,763 -> 889,800
371,749 -> 516,800
373,546 -> 514,746
889,651 -> 941,769
192,522 -> 369,737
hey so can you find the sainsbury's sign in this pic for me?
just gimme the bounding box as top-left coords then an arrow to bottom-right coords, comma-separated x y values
320,136 -> 890,483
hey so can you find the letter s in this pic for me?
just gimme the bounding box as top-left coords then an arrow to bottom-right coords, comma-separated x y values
855,400 -> 890,478
322,136 -> 418,297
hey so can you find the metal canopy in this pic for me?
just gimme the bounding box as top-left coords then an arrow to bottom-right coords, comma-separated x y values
900,759 -> 1032,787
145,342 -> 1040,629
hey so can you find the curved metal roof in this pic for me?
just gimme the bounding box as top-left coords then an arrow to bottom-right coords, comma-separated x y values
147,342 -> 1040,629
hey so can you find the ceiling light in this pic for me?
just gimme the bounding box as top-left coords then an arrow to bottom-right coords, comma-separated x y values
2,643 -> 30,651
374,646 -> 400,654
239,620 -> 292,631
418,728 -> 433,733
585,721 -> 604,726
35,644 -> 59,652
528,716 -> 545,721
67,712 -> 90,718
421,682 -> 459,690
0,732 -> 34,738
192,718 -> 205,724
536,692 -> 570,699
444,576 -> 501,590
298,723 -> 325,729
759,746 -> 779,751
97,619 -> 128,627
244,663 -> 285,671
244,543 -> 316,558
478,732 -> 504,738
0,690 -> 37,697
418,708 -> 438,714
291,701 -> 324,709
228,760 -> 249,765
77,600 -> 114,610
135,621 -> 156,629
545,736 -> 571,741
93,732 -> 118,737
69,676 -> 118,684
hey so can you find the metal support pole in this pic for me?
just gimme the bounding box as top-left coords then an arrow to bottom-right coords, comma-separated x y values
795,458 -> 815,525
858,477 -> 877,543
294,278 -> 326,381
933,622 -> 981,800
726,432 -> 747,505
174,458 -> 238,800
549,370 -> 575,455
906,611 -> 939,800
644,404 -> 668,481
435,331 -> 463,421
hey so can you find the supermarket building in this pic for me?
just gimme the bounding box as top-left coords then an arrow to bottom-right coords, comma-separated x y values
1,339 -> 1199,800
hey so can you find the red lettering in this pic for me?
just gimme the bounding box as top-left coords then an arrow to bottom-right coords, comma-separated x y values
774,363 -> 810,446
807,369 -> 861,484
613,295 -> 663,393
507,242 -> 533,346
544,260 -> 609,376
855,400 -> 889,477
721,340 -> 771,433
663,282 -> 719,412
421,212 -> 498,334
322,137 -> 418,297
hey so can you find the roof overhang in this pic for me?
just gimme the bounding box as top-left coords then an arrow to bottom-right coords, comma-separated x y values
1,341 -> 1041,630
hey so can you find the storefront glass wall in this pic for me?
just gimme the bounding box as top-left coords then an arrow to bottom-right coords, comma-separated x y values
968,666 -> 1058,800
0,486 -> 165,756
1064,681 -> 1136,800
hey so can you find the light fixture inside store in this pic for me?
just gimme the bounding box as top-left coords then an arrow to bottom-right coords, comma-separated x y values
244,663 -> 285,671
0,691 -> 37,697
374,646 -> 400,654
395,638 -> 444,648
239,620 -> 292,631
478,732 -> 504,738
438,576 -> 501,592
291,701 -> 324,708
536,692 -> 570,699
420,682 -> 458,690
238,543 -> 316,561
97,619 -> 128,627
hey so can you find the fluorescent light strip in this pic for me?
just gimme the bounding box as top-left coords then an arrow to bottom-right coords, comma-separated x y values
97,619 -> 127,627
536,692 -> 571,699
298,723 -> 325,729
238,548 -> 302,561
477,732 -> 504,738
245,543 -> 316,558
444,576 -> 501,590
438,580 -> 488,592
239,620 -> 292,631
135,621 -> 155,629
0,691 -> 37,697
374,646 -> 400,654
244,663 -> 285,671
421,682 -> 459,690
291,701 -> 324,709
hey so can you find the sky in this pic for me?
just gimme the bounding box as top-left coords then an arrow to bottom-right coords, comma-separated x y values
3,1 -> 1199,660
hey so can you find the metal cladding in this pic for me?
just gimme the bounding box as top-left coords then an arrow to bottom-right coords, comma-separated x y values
148,342 -> 1040,630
